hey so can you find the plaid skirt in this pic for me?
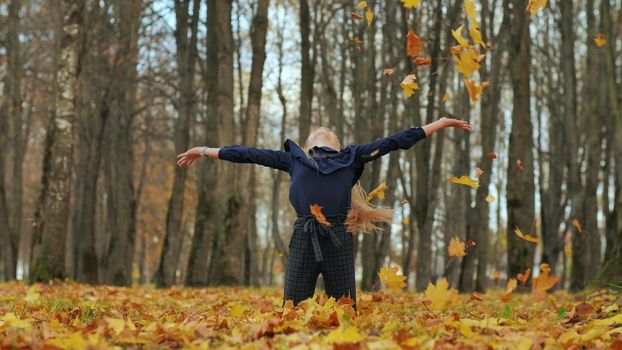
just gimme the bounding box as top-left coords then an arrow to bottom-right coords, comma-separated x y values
283,214 -> 356,305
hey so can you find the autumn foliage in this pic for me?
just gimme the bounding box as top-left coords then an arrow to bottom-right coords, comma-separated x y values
1,282 -> 621,348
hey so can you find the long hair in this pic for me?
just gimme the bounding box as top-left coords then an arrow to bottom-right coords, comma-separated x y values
303,127 -> 394,234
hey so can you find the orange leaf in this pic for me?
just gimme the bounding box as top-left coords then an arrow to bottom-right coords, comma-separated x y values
532,263 -> 559,300
594,33 -> 607,47
517,267 -> 531,286
383,68 -> 395,76
525,0 -> 547,15
491,268 -> 501,280
351,12 -> 363,20
413,57 -> 432,66
310,204 -> 332,227
516,159 -> 525,170
463,78 -> 489,103
487,152 -> 497,159
406,29 -> 423,57
572,218 -> 586,234
500,278 -> 517,302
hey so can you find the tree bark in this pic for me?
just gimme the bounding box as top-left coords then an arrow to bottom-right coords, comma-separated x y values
298,0 -> 313,143
505,0 -> 535,280
30,0 -> 83,283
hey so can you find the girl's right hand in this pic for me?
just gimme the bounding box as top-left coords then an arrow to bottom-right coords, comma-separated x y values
177,147 -> 203,168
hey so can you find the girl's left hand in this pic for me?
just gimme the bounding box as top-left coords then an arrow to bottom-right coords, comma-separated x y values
442,117 -> 471,132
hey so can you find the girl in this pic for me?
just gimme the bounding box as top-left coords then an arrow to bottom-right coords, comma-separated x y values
177,117 -> 470,306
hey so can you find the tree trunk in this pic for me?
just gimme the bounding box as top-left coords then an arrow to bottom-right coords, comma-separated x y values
103,0 -> 140,286
30,0 -> 83,283
505,0 -> 535,280
298,0 -> 313,143
156,0 -> 200,288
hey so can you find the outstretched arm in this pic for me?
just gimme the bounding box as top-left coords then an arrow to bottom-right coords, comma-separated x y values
354,117 -> 470,164
177,145 -> 292,172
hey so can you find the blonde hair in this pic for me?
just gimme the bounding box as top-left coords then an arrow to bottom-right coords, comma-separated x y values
303,127 -> 394,234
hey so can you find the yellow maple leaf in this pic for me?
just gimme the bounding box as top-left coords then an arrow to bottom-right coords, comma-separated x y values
365,8 -> 373,27
310,204 -> 332,227
0,312 -> 32,329
401,0 -> 421,9
325,310 -> 365,344
514,227 -> 539,243
448,237 -> 466,257
378,265 -> 406,289
357,1 -> 367,8
464,0 -> 478,26
400,74 -> 419,97
452,25 -> 470,47
449,175 -> 480,189
525,0 -> 547,15
463,78 -> 489,103
442,92 -> 449,102
532,263 -> 559,300
425,278 -> 457,311
367,182 -> 388,201
453,47 -> 483,78
594,33 -> 607,47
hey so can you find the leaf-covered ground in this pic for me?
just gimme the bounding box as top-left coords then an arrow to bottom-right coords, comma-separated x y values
0,281 -> 620,349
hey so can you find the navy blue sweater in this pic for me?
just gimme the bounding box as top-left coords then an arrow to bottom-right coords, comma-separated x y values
218,127 -> 426,216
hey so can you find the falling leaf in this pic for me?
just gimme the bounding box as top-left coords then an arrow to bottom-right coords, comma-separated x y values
406,29 -> 423,57
492,268 -> 501,280
463,78 -> 489,103
449,175 -> 480,189
517,268 -> 531,286
400,74 -> 419,97
464,0 -> 478,27
365,8 -> 373,27
425,278 -> 457,311
454,48 -> 484,78
564,243 -> 573,257
357,1 -> 368,8
378,266 -> 407,289
401,0 -> 421,9
475,167 -> 484,177
351,38 -> 363,46
572,219 -> 586,234
485,194 -> 495,203
594,33 -> 607,47
525,0 -> 547,15
500,278 -> 517,302
467,239 -> 477,248
448,237 -> 467,257
514,227 -> 539,243
351,12 -> 363,20
452,25 -> 470,47
367,182 -> 388,201
310,204 -> 332,227
413,57 -> 432,66
487,152 -> 497,159
532,263 -> 559,300
469,25 -> 486,48
442,92 -> 449,102
401,216 -> 409,225
516,160 -> 525,170
383,68 -> 395,76
450,45 -> 463,55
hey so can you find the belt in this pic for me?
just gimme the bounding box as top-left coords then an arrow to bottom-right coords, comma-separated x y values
297,215 -> 343,262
